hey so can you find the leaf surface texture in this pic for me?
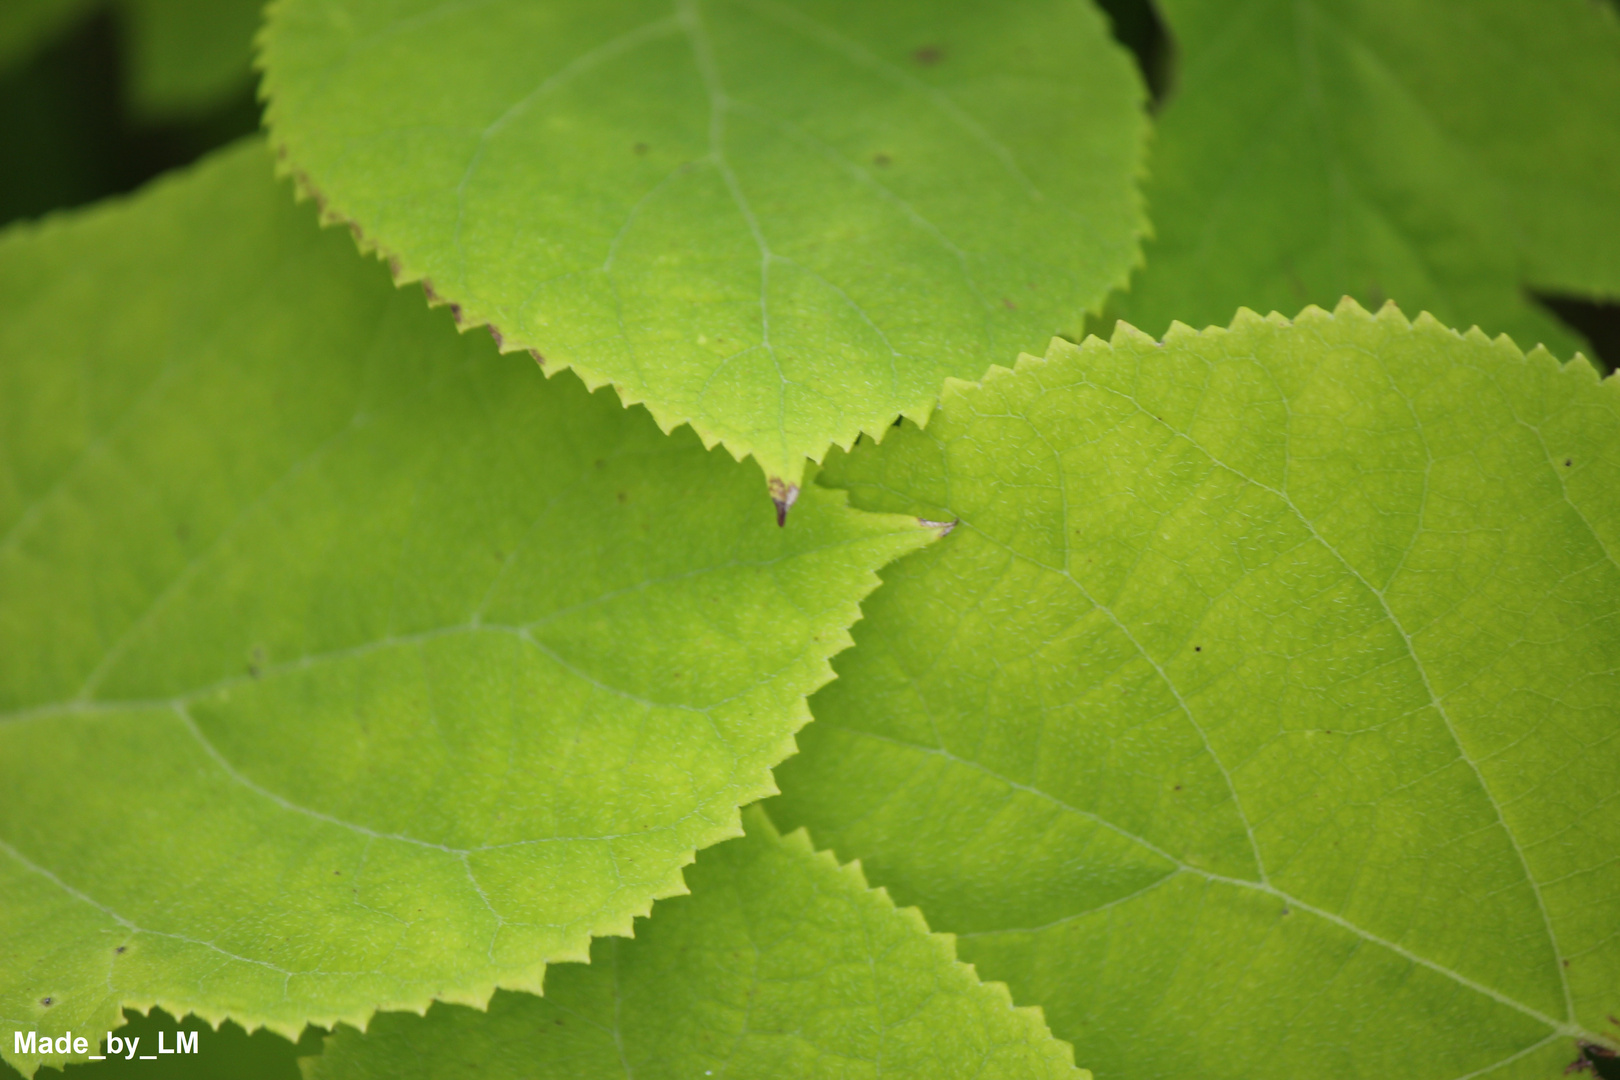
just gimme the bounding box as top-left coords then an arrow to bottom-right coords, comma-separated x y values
308,809 -> 1085,1080
0,140 -> 933,1076
260,0 -> 1149,485
773,303 -> 1620,1080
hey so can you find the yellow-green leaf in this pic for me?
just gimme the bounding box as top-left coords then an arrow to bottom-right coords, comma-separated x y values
307,809 -> 1086,1080
259,0 -> 1150,488
773,302 -> 1620,1080
0,140 -> 934,1076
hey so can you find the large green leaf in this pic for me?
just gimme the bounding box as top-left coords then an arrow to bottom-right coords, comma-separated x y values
306,808 -> 1086,1080
0,140 -> 935,1077
772,303 -> 1620,1079
1117,0 -> 1620,356
259,0 -> 1149,494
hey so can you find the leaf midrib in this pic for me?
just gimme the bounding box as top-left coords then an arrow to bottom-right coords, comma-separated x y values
834,724 -> 1600,1045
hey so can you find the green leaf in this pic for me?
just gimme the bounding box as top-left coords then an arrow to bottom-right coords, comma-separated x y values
305,808 -> 1086,1080
259,0 -> 1149,490
119,0 -> 263,120
0,139 -> 934,1077
1116,0 -> 1620,355
772,302 -> 1620,1079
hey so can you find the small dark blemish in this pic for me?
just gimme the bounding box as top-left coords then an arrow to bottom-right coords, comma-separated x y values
912,45 -> 943,66
347,222 -> 363,242
1173,784 -> 1182,791
1002,297 -> 1018,310
334,870 -> 342,875
768,478 -> 800,527
1194,645 -> 1201,652
872,152 -> 891,168
617,492 -> 628,504
422,279 -> 441,304
40,998 -> 52,1007
449,303 -> 463,324
489,326 -> 504,350
115,946 -> 127,954
529,349 -> 545,367
634,142 -> 649,155
1565,959 -> 1572,967
388,256 -> 403,279
1566,459 -> 1574,467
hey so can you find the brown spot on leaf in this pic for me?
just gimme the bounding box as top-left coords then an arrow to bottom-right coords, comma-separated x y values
634,142 -> 649,155
873,152 -> 891,167
913,45 -> 943,65
768,478 -> 800,527
530,349 -> 545,367
1002,297 -> 1017,310
40,998 -> 52,1007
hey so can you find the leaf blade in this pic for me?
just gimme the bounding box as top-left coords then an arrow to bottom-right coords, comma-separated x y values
306,808 -> 1087,1080
1118,0 -> 1620,354
772,302 -> 1620,1079
258,0 -> 1150,484
0,139 -> 934,1076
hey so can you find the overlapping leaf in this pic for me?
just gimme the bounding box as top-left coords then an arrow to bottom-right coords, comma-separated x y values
1117,0 -> 1620,356
308,808 -> 1085,1080
0,140 -> 935,1077
773,303 -> 1620,1079
259,0 -> 1150,492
